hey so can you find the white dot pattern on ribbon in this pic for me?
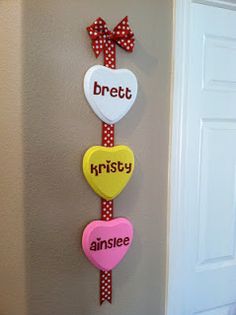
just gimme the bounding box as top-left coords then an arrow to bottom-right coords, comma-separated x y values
100,199 -> 113,303
104,40 -> 116,69
100,270 -> 112,304
88,16 -> 135,61
99,27 -> 115,305
101,200 -> 113,221
114,16 -> 135,53
102,123 -> 114,147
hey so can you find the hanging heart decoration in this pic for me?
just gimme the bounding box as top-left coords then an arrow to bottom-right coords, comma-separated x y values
84,65 -> 138,124
83,145 -> 135,200
82,217 -> 133,271
84,16 -> 136,305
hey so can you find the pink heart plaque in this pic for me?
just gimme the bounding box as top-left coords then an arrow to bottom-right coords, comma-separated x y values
82,218 -> 133,271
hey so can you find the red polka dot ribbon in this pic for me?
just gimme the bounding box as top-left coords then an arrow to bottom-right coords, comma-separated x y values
86,16 -> 135,305
100,198 -> 113,304
87,16 -> 135,68
102,123 -> 114,148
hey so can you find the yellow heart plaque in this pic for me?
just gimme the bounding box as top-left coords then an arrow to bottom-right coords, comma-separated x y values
83,145 -> 135,200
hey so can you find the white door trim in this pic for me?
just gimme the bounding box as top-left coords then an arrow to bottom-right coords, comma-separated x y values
193,0 -> 236,10
167,0 -> 236,314
166,0 -> 191,314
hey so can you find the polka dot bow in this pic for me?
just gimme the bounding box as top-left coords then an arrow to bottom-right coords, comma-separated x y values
87,16 -> 135,59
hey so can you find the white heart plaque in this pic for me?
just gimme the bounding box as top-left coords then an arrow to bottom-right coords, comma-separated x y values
84,65 -> 138,124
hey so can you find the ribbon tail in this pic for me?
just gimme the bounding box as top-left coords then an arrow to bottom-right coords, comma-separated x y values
100,270 -> 112,305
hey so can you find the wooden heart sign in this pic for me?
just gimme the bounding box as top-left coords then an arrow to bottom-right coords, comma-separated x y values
82,218 -> 133,271
83,145 -> 134,200
84,65 -> 138,124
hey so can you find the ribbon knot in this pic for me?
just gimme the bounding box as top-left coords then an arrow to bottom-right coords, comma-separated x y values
107,31 -> 115,40
87,16 -> 135,60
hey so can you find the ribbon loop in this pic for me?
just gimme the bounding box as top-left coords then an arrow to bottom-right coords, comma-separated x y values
87,16 -> 135,58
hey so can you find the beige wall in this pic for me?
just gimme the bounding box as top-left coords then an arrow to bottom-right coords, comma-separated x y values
0,1 -> 27,315
1,0 -> 172,314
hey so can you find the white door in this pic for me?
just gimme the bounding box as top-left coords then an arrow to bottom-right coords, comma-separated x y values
168,2 -> 236,315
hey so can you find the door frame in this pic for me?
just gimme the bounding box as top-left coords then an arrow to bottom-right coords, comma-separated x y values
166,0 -> 236,314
